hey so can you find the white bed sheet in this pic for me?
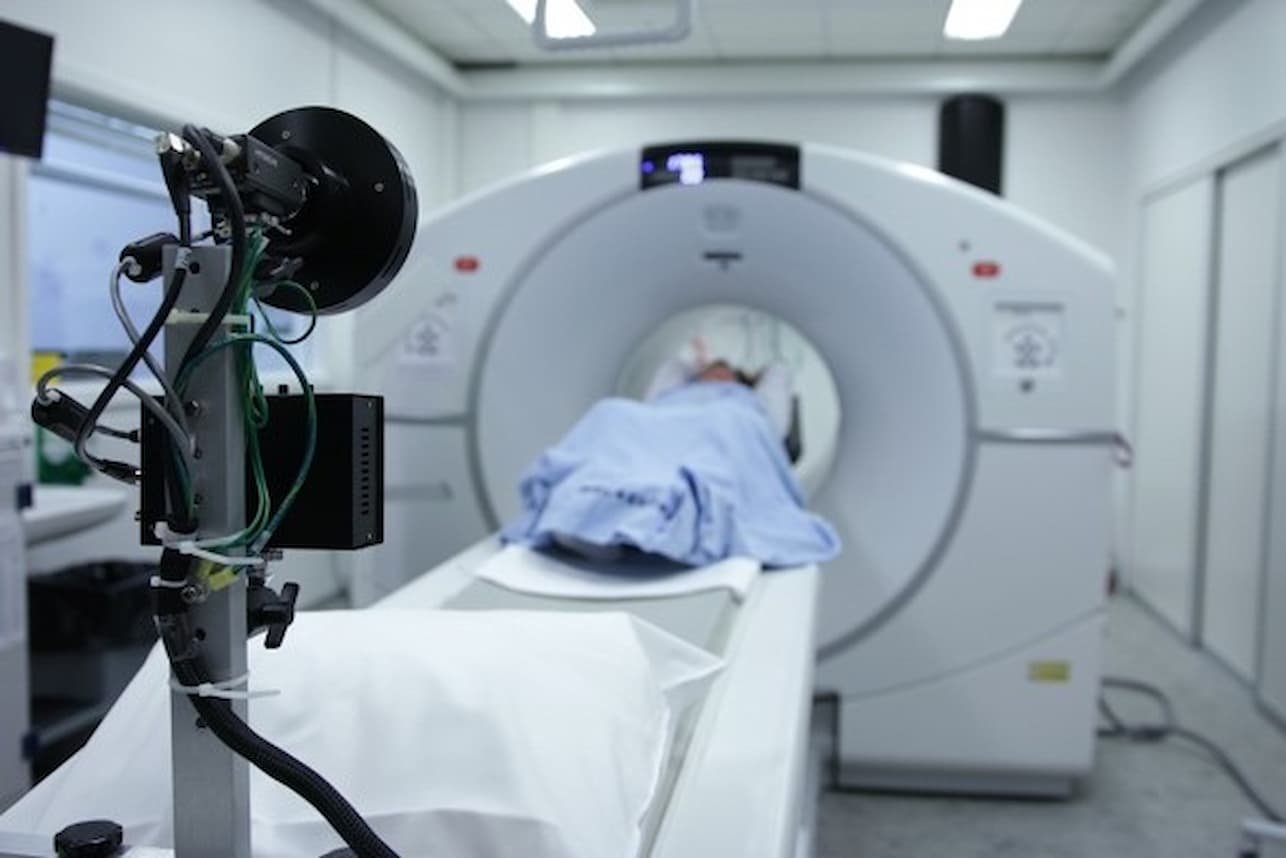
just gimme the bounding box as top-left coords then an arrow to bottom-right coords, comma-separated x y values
0,611 -> 722,858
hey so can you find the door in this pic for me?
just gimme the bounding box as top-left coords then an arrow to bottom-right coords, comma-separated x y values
1128,178 -> 1216,638
1260,170 -> 1286,721
1201,146 -> 1282,680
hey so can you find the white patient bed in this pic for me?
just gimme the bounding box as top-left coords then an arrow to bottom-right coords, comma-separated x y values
0,538 -> 820,858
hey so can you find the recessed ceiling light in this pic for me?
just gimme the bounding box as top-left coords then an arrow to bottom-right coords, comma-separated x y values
506,0 -> 596,39
943,0 -> 1024,41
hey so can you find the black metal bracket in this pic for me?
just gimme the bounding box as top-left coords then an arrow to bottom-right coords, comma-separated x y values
246,581 -> 299,649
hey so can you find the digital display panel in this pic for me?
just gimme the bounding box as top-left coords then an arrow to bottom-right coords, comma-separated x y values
640,142 -> 800,191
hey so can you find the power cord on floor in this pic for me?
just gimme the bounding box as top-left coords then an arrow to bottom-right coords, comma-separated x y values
815,679 -> 1284,826
1097,675 -> 1284,825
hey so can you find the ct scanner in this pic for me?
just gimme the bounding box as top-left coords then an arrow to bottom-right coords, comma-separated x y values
0,141 -> 1118,858
352,141 -> 1116,799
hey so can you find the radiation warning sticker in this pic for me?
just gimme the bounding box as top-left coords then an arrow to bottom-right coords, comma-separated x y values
400,292 -> 459,367
993,301 -> 1065,378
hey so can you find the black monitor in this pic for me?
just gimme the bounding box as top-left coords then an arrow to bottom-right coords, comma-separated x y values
0,19 -> 54,159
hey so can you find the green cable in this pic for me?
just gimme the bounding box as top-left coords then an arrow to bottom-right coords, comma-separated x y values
172,230 -> 269,544
235,232 -> 272,545
254,281 -> 318,346
175,340 -> 271,550
174,230 -> 322,551
178,333 -> 317,553
167,445 -> 196,519
172,355 -> 266,549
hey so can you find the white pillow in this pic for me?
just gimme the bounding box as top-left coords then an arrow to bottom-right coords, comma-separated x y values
2,610 -> 722,857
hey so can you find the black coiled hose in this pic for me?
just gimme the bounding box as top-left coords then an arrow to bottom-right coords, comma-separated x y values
157,554 -> 399,857
168,660 -> 399,857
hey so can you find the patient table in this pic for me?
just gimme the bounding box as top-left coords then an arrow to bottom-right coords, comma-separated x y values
0,537 -> 820,858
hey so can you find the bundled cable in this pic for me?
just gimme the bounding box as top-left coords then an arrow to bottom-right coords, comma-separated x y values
36,364 -> 196,495
1098,675 -> 1284,824
178,126 -> 248,371
111,257 -> 193,442
71,263 -> 191,526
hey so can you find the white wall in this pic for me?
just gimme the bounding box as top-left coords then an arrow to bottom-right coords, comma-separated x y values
1117,0 -> 1286,399
1117,0 -> 1286,657
457,95 -> 1128,271
1121,0 -> 1286,488
1124,0 -> 1286,193
1,0 -> 457,210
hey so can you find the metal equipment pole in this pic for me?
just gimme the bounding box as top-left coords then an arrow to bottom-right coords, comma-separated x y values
162,244 -> 252,858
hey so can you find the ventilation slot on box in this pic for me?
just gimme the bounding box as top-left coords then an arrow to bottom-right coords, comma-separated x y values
358,426 -> 373,519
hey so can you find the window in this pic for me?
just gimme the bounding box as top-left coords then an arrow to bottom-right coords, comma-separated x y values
28,102 -> 314,378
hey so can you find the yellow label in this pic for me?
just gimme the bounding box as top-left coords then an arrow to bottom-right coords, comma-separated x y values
206,566 -> 238,592
1028,661 -> 1071,683
194,559 -> 238,593
31,352 -> 63,385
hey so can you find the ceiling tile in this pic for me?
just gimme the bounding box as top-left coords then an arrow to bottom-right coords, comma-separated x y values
466,6 -> 542,42
369,0 -> 491,43
702,9 -> 825,35
363,0 -> 1164,66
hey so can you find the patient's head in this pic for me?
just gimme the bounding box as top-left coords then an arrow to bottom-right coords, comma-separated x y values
694,360 -> 760,388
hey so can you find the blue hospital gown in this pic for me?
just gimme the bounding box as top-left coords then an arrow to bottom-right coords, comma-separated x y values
501,382 -> 841,567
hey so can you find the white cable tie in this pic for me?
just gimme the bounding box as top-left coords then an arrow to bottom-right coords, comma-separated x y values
179,542 -> 265,567
150,575 -> 188,590
169,672 -> 279,701
153,522 -> 265,567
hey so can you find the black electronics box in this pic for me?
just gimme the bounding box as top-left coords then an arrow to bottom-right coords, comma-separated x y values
140,394 -> 383,550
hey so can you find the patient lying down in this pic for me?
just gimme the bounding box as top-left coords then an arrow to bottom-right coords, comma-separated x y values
501,359 -> 840,567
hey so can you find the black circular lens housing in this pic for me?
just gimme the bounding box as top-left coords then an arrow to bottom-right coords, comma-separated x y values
249,106 -> 418,315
